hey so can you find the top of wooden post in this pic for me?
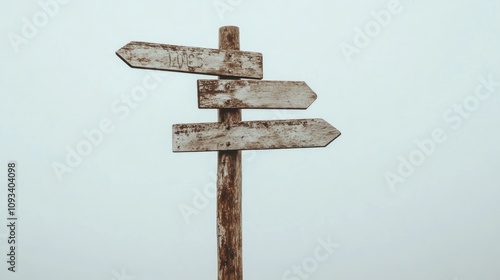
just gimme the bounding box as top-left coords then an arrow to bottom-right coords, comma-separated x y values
219,26 -> 240,51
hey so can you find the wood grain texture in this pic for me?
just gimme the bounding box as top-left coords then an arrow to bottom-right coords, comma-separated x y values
198,80 -> 317,109
172,118 -> 341,152
116,41 -> 263,79
217,26 -> 243,280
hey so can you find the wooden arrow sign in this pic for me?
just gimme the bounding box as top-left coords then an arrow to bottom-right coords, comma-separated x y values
197,80 -> 317,109
116,41 -> 263,79
173,118 -> 340,152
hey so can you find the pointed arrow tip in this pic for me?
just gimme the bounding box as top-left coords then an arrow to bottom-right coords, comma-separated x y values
307,91 -> 318,109
303,82 -> 317,109
311,91 -> 318,101
317,118 -> 341,147
115,49 -> 123,59
116,42 -> 136,68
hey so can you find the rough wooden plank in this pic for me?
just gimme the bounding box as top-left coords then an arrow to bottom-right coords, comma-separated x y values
217,26 -> 243,280
172,119 -> 341,152
116,41 -> 263,79
198,80 -> 317,109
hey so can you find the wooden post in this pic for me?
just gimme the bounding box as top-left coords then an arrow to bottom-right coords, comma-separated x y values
217,26 -> 243,280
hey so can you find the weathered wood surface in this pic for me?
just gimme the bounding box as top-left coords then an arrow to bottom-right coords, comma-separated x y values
216,26 -> 243,280
173,118 -> 341,152
198,80 -> 317,109
116,41 -> 263,79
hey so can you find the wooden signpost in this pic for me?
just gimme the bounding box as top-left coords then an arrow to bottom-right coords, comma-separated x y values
116,26 -> 341,280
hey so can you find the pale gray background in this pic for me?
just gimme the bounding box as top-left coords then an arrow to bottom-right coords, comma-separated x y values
1,0 -> 500,279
